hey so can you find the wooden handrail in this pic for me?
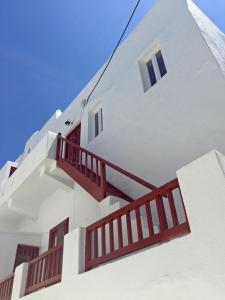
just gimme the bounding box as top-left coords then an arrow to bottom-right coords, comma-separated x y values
0,273 -> 14,300
25,244 -> 63,295
85,178 -> 190,270
57,133 -> 157,191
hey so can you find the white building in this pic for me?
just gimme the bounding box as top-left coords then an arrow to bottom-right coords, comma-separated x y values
0,0 -> 225,299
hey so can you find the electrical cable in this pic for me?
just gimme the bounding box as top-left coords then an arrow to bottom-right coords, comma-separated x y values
86,0 -> 142,103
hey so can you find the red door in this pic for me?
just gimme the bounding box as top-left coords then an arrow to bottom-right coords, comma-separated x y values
66,124 -> 81,164
13,245 -> 39,271
48,218 -> 69,249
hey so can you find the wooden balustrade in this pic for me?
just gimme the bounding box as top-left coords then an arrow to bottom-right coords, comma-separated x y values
0,274 -> 14,300
56,133 -> 157,201
25,244 -> 63,295
85,179 -> 190,270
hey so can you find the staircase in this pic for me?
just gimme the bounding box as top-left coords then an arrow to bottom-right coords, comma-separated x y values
56,133 -> 157,202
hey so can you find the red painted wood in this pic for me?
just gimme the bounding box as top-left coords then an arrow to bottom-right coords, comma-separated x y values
145,201 -> 154,236
85,179 -> 190,270
94,230 -> 98,259
135,207 -> 143,241
0,273 -> 14,300
56,135 -> 157,192
156,196 -> 168,232
126,212 -> 133,245
167,190 -> 179,226
117,217 -> 123,249
109,221 -> 114,252
65,124 -> 81,163
13,244 -> 39,271
86,223 -> 190,270
25,244 -> 63,295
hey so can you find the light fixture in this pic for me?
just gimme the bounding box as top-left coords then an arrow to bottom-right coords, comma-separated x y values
65,120 -> 73,126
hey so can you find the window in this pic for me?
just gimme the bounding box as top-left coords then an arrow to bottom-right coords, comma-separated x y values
89,106 -> 103,141
139,47 -> 167,92
48,218 -> 69,249
155,50 -> 167,78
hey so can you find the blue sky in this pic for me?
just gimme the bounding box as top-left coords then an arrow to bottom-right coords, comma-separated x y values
0,0 -> 225,168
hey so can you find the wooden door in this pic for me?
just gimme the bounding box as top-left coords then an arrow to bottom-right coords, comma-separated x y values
13,245 -> 39,271
66,124 -> 81,164
48,218 -> 69,249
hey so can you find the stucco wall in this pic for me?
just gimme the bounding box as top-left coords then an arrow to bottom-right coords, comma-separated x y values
188,0 -> 225,76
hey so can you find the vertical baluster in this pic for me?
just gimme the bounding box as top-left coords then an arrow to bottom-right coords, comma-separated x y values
49,253 -> 53,279
74,148 -> 78,168
94,229 -> 98,258
117,216 -> 123,249
59,246 -> 63,274
79,150 -> 83,172
101,225 -> 106,256
51,251 -> 55,278
85,153 -> 88,176
178,186 -> 189,224
156,196 -> 168,232
145,201 -> 154,236
167,189 -> 179,227
126,212 -> 133,245
54,248 -> 59,276
38,258 -> 44,285
109,221 -> 114,253
26,264 -> 32,289
100,162 -> 106,199
135,207 -> 143,241
91,157 -> 94,181
34,261 -> 39,285
85,229 -> 92,271
96,160 -> 99,185
2,281 -> 5,298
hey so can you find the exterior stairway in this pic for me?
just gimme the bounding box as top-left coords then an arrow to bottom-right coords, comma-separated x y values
56,133 -> 157,202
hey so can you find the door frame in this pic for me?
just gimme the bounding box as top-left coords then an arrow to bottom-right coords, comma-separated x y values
48,218 -> 69,249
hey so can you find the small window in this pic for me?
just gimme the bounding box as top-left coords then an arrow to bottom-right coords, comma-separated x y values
89,106 -> 103,141
147,59 -> 157,87
139,48 -> 167,92
155,50 -> 167,78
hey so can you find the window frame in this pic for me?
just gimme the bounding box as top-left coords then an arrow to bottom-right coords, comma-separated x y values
89,105 -> 103,142
139,46 -> 167,92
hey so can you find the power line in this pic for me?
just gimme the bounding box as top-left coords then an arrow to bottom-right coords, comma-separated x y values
86,0 -> 142,103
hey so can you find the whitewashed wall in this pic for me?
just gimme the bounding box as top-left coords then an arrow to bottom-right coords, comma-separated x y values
18,0 -> 225,191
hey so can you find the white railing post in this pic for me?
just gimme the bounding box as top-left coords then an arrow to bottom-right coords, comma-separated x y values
61,228 -> 86,283
11,263 -> 28,300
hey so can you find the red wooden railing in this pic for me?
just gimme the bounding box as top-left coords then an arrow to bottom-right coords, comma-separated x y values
85,178 -> 190,270
25,244 -> 63,295
0,273 -> 14,300
56,133 -> 157,201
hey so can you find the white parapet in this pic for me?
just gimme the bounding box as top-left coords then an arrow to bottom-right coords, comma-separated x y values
11,263 -> 28,300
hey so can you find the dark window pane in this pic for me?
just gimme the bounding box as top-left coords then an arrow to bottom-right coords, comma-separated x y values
95,112 -> 99,137
58,226 -> 65,244
156,50 -> 167,77
147,59 -> 157,86
100,108 -> 103,132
